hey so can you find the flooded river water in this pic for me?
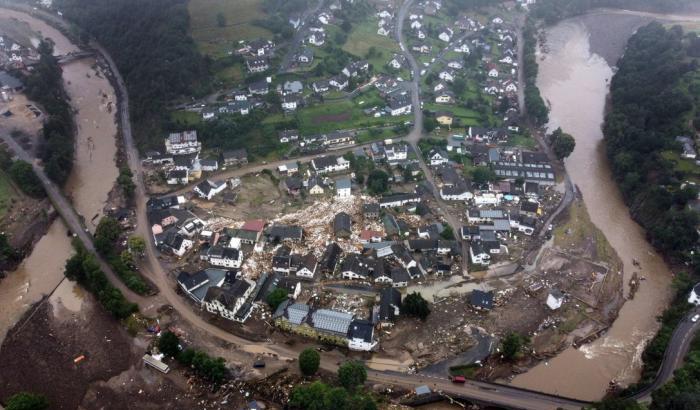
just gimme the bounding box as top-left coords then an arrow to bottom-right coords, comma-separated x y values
511,18 -> 674,400
0,9 -> 118,343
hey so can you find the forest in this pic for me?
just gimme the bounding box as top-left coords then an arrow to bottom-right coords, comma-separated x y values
23,42 -> 74,185
522,16 -> 548,126
532,0 -> 695,24
55,0 -> 211,151
604,22 -> 697,259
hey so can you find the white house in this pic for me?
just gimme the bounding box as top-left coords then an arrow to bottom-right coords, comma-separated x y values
441,187 -> 473,201
312,155 -> 350,174
410,20 -> 422,29
282,95 -> 300,111
336,177 -> 352,198
488,67 -> 499,78
165,130 -> 200,155
377,10 -> 392,19
378,26 -> 391,36
499,56 -> 514,65
492,17 -> 504,25
469,242 -> 490,266
384,144 -> 408,163
435,92 -> 454,104
165,233 -> 193,257
329,76 -> 348,90
308,32 -> 325,46
546,290 -> 565,310
447,60 -> 463,69
166,169 -> 189,185
434,82 -> 448,92
201,278 -> 255,322
207,247 -> 243,269
438,28 -> 453,42
503,81 -> 517,93
454,43 -> 470,53
439,70 -> 455,82
347,320 -> 378,351
194,179 -> 227,200
429,149 -> 449,166
688,283 -> 700,305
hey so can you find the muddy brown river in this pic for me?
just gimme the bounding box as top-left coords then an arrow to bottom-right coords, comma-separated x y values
511,17 -> 676,400
0,9 -> 118,343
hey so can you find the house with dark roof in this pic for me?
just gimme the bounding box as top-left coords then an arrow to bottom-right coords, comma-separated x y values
340,254 -> 372,280
222,149 -> 248,167
363,203 -> 380,219
333,212 -> 352,238
202,278 -> 255,322
295,253 -> 318,279
267,225 -> 303,243
469,290 -> 494,310
347,319 -> 377,351
319,243 -> 342,274
194,179 -> 227,200
376,288 -> 401,327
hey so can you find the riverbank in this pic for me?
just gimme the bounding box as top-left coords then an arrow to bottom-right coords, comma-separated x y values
511,12 -> 676,400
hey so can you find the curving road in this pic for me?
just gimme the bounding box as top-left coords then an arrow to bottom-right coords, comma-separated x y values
12,3 -> 700,409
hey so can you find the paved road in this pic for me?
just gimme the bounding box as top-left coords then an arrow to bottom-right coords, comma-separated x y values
395,0 -> 469,274
629,306 -> 700,401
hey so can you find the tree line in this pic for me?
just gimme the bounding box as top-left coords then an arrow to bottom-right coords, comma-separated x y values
23,41 -> 75,185
55,0 -> 211,151
94,216 -> 150,295
604,23 -> 697,259
522,17 -> 549,126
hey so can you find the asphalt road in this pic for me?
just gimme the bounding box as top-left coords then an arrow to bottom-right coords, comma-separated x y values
395,0 -> 469,274
12,3 -> 700,409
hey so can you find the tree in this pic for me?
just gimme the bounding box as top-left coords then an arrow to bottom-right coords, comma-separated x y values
266,287 -> 288,310
4,392 -> 49,410
216,12 -> 226,27
158,331 -> 181,358
548,127 -> 576,160
9,161 -> 44,198
440,225 -> 455,240
289,381 -> 329,410
366,170 -> 389,195
94,216 -> 122,256
594,397 -> 645,410
501,332 -> 528,361
117,167 -> 135,200
423,111 -> 438,132
128,235 -> 146,256
337,360 -> 367,391
471,166 -> 496,185
298,348 -> 320,376
324,387 -> 349,409
401,292 -> 430,320
453,77 -> 467,94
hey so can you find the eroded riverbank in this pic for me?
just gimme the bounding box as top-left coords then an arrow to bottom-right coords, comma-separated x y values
0,8 -> 118,344
511,15 -> 675,400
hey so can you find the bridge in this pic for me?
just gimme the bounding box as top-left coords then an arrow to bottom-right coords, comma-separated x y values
56,50 -> 95,64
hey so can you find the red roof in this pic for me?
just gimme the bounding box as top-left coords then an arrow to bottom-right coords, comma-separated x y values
242,219 -> 266,232
360,230 -> 383,240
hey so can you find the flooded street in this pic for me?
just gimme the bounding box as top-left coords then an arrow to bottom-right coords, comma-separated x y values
0,9 -> 118,344
511,19 -> 673,399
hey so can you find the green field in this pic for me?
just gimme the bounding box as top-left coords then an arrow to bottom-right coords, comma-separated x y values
343,20 -> 400,71
188,0 -> 272,58
661,150 -> 700,175
424,103 -> 480,126
171,110 -> 203,127
295,99 -> 409,134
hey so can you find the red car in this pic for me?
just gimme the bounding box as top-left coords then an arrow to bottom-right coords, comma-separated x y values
451,376 -> 466,384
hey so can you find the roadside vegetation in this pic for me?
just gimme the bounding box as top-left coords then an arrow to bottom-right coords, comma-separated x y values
522,17 -> 548,126
94,216 -> 151,295
532,0 -> 695,24
64,242 -> 138,319
290,360 -> 377,409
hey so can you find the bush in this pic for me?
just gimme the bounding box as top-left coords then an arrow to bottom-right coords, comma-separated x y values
266,288 -> 288,310
401,292 -> 430,320
366,170 -> 389,195
4,392 -> 49,410
299,348 -> 320,376
501,332 -> 529,362
8,161 -> 44,198
337,360 -> 367,391
158,331 -> 181,358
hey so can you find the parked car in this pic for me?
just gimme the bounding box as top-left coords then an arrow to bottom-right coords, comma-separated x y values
692,314 -> 699,323
451,375 -> 466,384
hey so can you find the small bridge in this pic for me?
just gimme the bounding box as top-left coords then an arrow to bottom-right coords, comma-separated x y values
56,50 -> 95,64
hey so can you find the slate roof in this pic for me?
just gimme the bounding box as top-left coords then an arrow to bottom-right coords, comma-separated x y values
333,212 -> 352,234
469,290 -> 494,309
177,270 -> 209,291
347,319 -> 374,342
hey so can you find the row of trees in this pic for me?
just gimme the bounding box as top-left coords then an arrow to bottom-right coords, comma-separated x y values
64,242 -> 138,319
292,350 -> 376,410
158,331 -> 228,384
94,217 -> 150,294
522,17 -> 549,126
23,42 -> 75,185
56,0 -> 211,151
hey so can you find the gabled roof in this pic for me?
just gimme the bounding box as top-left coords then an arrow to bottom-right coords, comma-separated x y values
320,242 -> 342,272
347,319 -> 374,342
333,212 -> 352,234
177,270 -> 209,291
469,290 -> 494,309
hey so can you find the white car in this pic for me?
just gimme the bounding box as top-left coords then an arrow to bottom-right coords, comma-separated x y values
692,314 -> 699,323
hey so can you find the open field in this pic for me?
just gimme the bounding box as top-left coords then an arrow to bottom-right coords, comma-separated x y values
343,20 -> 400,73
188,0 -> 272,58
296,99 -> 410,134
